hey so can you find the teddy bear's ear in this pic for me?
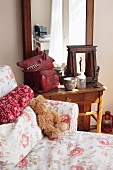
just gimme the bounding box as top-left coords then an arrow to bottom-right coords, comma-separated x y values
36,95 -> 45,101
29,98 -> 36,108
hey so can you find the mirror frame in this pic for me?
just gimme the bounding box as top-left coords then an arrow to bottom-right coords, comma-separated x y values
22,0 -> 94,84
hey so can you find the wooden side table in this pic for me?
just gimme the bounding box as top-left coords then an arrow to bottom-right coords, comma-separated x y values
35,83 -> 106,133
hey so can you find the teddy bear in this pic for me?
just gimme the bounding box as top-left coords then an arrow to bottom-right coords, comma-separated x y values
29,95 -> 69,140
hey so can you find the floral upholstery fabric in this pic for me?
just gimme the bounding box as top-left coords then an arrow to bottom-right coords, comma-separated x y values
0,65 -> 17,99
0,106 -> 43,169
48,100 -> 79,132
0,99 -> 78,170
0,64 -> 79,170
14,131 -> 113,170
0,84 -> 34,124
3,65 -> 113,170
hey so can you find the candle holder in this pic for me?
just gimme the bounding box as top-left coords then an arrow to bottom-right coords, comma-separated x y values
94,66 -> 100,88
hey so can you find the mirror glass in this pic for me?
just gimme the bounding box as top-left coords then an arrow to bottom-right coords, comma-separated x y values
31,0 -> 86,69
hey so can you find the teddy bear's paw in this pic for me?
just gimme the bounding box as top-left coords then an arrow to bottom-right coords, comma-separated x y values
50,128 -> 61,139
43,127 -> 61,140
49,131 -> 61,140
60,122 -> 69,132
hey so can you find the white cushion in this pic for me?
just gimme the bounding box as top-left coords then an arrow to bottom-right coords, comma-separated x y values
0,106 -> 43,169
0,65 -> 17,99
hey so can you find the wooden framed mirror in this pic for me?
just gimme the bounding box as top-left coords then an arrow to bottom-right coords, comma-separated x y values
22,0 -> 94,84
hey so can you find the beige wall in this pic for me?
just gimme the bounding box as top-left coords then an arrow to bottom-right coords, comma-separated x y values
0,1 -> 113,114
94,0 -> 113,113
0,0 -> 23,84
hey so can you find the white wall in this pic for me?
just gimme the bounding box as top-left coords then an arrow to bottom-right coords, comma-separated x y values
94,0 -> 113,114
0,0 -> 23,85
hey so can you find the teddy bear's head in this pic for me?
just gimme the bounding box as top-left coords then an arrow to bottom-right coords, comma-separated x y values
29,95 -> 50,115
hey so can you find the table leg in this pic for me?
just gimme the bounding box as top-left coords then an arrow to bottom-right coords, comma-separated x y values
97,91 -> 103,133
84,104 -> 91,131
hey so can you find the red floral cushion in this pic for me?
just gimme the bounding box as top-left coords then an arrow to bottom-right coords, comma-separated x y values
0,84 -> 34,124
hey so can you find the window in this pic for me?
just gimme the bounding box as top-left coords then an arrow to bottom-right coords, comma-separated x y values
49,0 -> 86,67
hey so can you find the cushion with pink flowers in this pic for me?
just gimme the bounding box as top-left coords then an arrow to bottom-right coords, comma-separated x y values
0,106 -> 43,169
0,84 -> 34,124
0,65 -> 17,99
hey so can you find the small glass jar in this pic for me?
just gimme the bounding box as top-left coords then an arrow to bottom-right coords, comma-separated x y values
76,72 -> 86,89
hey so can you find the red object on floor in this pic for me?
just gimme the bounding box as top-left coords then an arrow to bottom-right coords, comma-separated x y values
102,111 -> 112,133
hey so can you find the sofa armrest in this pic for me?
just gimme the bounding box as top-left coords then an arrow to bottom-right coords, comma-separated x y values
0,65 -> 17,99
47,100 -> 79,132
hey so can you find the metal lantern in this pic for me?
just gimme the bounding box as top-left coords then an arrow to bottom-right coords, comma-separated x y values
102,111 -> 112,133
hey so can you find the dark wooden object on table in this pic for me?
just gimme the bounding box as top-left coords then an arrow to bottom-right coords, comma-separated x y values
35,83 -> 106,132
66,45 -> 97,83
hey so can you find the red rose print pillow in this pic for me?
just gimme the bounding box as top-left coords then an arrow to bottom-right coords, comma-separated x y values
0,84 -> 34,124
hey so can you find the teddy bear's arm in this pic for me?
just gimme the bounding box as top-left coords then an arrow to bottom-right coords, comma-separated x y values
37,115 -> 47,130
43,125 -> 61,140
51,111 -> 61,123
51,111 -> 63,129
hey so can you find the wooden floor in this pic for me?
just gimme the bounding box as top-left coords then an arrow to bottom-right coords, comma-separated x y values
90,128 -> 113,135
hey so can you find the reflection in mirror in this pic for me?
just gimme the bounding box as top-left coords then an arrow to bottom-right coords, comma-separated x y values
31,0 -> 51,52
31,0 -> 86,70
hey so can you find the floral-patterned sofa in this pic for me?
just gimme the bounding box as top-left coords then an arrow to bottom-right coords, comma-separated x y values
1,65 -> 113,170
